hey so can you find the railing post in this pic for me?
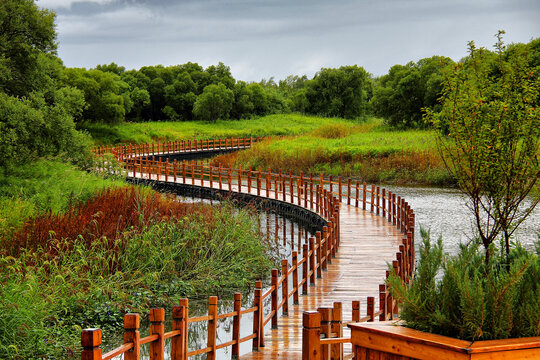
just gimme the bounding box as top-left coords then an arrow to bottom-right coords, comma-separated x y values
352,300 -> 360,323
376,186 -> 380,215
207,296 -> 218,360
149,308 -> 165,360
171,306 -> 186,360
238,165 -> 242,192
309,237 -> 315,286
392,193 -> 397,225
338,176 -> 342,201
218,163 -> 223,190
124,314 -> 140,360
316,231 -> 322,278
281,259 -> 289,316
81,329 -> 102,360
302,312 -> 321,360
367,297 -> 374,322
322,226 -> 329,266
271,269 -> 279,329
331,302 -> 343,360
318,307 -> 332,360
382,188 -> 386,217
347,178 -> 351,205
370,184 -> 375,212
248,167 -> 252,193
232,293 -> 242,359
362,183 -> 367,210
379,284 -> 387,321
179,298 -> 189,356
302,243 -> 309,294
292,251 -> 299,305
253,281 -> 263,350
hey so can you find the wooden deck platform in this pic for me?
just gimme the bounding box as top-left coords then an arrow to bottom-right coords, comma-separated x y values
240,205 -> 403,359
127,167 -> 408,359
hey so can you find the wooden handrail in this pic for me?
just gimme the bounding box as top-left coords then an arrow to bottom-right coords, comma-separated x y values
84,137 -> 415,360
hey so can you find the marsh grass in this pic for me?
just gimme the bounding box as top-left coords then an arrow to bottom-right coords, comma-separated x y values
0,159 -> 125,242
1,197 -> 273,359
211,122 -> 451,185
82,114 -> 359,145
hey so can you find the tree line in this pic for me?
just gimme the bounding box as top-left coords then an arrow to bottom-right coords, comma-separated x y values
0,0 -> 538,171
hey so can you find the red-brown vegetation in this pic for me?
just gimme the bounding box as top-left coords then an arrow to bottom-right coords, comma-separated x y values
9,186 -> 210,256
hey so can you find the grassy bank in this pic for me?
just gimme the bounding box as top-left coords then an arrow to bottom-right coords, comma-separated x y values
0,159 -> 125,241
211,120 -> 453,186
82,114 -> 357,145
1,186 -> 274,359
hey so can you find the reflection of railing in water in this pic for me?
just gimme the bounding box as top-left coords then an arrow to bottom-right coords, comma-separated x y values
82,139 -> 415,360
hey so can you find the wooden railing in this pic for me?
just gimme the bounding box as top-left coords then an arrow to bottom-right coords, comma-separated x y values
83,138 -> 415,360
92,137 -> 263,161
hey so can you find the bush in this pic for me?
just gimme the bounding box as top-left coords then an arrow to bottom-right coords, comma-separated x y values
387,230 -> 540,341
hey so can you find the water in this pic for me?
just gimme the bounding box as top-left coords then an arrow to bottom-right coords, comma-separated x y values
382,185 -> 540,255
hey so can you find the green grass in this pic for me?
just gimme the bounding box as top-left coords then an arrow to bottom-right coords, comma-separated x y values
1,198 -> 274,359
0,159 -> 125,240
251,124 -> 437,157
211,119 -> 451,185
82,114 -> 359,144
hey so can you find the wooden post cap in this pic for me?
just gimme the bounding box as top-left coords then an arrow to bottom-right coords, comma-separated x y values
303,311 -> 321,328
172,306 -> 186,319
209,296 -> 218,305
124,314 -> 140,329
81,328 -> 102,347
150,308 -> 165,322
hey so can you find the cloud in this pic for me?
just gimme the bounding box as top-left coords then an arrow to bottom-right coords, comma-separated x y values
44,0 -> 540,80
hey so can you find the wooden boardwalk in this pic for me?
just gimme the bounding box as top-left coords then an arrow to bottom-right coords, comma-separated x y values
240,206 -> 403,359
84,141 -> 414,360
131,171 -> 405,359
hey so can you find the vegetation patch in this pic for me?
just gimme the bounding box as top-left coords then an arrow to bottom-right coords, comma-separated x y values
83,114 -> 357,145
387,231 -> 540,341
211,119 -> 451,185
0,188 -> 273,359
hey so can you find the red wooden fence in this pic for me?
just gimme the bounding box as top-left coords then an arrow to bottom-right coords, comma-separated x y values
84,137 -> 415,359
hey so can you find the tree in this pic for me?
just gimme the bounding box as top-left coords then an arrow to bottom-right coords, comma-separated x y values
0,0 -> 57,97
193,83 -> 234,122
426,33 -> 539,265
372,56 -> 453,128
305,65 -> 370,119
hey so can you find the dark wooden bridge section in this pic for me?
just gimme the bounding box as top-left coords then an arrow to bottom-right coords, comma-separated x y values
82,138 -> 415,360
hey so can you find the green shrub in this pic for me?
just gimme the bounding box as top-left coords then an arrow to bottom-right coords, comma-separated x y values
387,230 -> 540,341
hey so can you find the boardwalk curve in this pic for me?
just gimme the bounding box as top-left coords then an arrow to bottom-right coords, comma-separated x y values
82,138 -> 415,360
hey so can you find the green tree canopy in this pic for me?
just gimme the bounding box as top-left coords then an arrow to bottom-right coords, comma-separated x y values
0,0 -> 57,97
426,33 -> 539,264
305,65 -> 370,119
193,83 -> 234,122
372,56 -> 453,128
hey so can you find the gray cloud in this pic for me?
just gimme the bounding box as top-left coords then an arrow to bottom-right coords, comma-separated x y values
40,0 -> 540,80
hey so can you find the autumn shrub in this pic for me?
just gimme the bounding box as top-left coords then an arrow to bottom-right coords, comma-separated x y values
311,123 -> 352,138
9,186 -> 204,256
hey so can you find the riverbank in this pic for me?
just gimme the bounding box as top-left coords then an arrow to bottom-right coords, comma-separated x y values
0,184 -> 274,359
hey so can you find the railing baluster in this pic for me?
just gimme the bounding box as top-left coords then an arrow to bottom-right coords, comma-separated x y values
124,314 -> 140,360
149,308 -> 165,360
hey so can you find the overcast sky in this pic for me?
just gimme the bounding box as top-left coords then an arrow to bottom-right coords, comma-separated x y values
38,0 -> 539,81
